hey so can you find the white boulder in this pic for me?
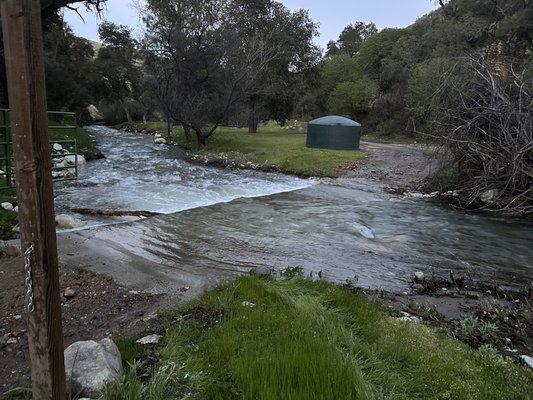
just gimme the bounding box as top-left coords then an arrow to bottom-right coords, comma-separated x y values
154,137 -> 167,145
520,355 -> 533,369
65,154 -> 87,166
64,338 -> 123,396
55,214 -> 80,229
53,143 -> 63,152
1,202 -> 14,211
154,133 -> 162,138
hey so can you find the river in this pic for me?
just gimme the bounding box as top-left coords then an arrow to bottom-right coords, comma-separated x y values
54,126 -> 533,292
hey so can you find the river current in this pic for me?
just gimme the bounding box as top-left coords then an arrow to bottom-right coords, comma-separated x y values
54,126 -> 533,291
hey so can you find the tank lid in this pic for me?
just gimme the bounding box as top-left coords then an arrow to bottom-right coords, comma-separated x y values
309,115 -> 360,127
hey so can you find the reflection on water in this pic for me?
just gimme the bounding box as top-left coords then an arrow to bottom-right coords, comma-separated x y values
55,126 -> 533,291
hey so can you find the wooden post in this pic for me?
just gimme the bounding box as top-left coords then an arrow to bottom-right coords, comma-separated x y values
0,1 -> 66,399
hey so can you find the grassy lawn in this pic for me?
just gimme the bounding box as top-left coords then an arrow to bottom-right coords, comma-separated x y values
105,275 -> 532,400
128,122 -> 364,178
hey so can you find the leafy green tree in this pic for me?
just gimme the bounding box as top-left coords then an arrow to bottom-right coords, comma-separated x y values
326,21 -> 377,57
229,0 -> 320,132
43,14 -> 96,119
327,79 -> 378,120
93,22 -> 141,123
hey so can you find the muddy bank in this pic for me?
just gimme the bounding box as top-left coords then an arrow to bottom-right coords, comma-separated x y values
358,272 -> 533,363
0,255 -> 171,395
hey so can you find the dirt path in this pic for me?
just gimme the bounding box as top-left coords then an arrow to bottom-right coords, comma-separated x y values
345,141 -> 443,189
0,255 -> 171,394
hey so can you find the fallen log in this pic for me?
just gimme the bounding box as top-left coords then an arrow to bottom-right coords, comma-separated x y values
71,208 -> 161,218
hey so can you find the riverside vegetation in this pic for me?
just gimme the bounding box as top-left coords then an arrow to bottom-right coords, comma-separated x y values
101,274 -> 532,400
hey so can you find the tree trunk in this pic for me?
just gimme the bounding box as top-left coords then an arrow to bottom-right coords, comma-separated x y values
195,129 -> 207,148
165,115 -> 172,140
183,125 -> 192,146
248,105 -> 259,133
120,101 -> 132,123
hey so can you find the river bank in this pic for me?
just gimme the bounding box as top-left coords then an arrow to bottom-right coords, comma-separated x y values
1,125 -> 531,396
119,121 -> 366,178
93,274 -> 533,399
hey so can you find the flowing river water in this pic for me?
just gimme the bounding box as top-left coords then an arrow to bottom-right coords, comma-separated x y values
54,126 -> 533,293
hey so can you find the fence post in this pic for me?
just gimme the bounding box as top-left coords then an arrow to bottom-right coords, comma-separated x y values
0,0 -> 66,399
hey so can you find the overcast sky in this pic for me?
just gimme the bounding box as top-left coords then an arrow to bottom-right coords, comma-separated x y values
64,0 -> 438,50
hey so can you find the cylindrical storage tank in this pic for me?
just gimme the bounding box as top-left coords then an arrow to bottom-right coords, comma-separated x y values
306,116 -> 362,150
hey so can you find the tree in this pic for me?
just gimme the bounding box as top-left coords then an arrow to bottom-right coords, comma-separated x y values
43,14 -> 96,119
227,0 -> 320,132
327,79 -> 378,120
142,0 -> 291,146
423,54 -> 532,215
325,21 -> 377,57
93,22 -> 140,123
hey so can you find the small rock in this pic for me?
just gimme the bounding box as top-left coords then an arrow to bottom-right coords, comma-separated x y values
13,314 -> 22,320
6,337 -> 18,345
1,333 -> 11,344
136,334 -> 162,345
64,338 -> 123,396
63,287 -> 76,299
414,271 -> 425,282
405,192 -> 425,199
13,206 -> 18,213
154,137 -> 167,145
242,301 -> 256,308
398,312 -> 421,324
519,355 -> 533,369
154,133 -> 162,138
53,143 -> 63,151
412,283 -> 425,292
480,189 -> 499,204
65,154 -> 86,166
1,202 -> 14,211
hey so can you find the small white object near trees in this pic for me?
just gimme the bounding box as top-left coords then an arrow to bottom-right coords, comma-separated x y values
1,202 -> 13,211
53,143 -> 63,151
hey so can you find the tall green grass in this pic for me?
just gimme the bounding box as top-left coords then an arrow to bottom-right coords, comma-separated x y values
102,276 -> 532,400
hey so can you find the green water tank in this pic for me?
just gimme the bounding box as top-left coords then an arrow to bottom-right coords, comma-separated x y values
306,115 -> 362,150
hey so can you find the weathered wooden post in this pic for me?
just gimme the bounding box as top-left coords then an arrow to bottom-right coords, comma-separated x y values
0,0 -> 66,399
